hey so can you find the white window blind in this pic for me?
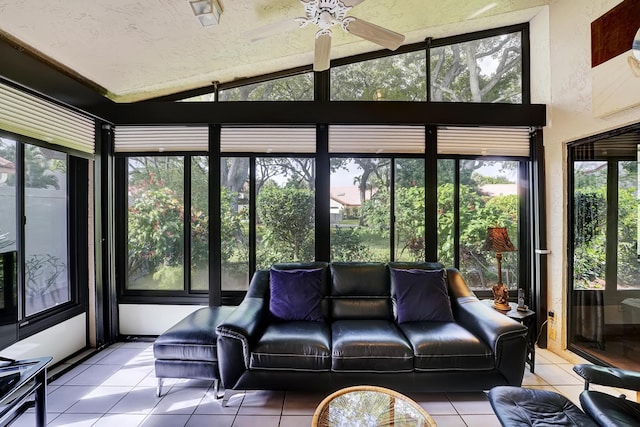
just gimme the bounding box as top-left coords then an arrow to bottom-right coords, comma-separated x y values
220,127 -> 315,153
329,125 -> 425,153
0,81 -> 95,154
114,126 -> 209,152
437,126 -> 531,156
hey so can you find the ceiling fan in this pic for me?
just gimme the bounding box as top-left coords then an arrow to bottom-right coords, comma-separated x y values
254,0 -> 406,71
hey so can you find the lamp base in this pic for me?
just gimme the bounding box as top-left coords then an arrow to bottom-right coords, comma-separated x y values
492,302 -> 511,311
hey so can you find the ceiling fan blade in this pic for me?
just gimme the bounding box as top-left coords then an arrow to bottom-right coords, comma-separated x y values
314,30 -> 332,71
244,18 -> 304,43
340,0 -> 366,7
342,17 -> 405,51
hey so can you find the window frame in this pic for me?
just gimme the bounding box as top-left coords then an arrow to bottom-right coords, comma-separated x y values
0,130 -> 88,340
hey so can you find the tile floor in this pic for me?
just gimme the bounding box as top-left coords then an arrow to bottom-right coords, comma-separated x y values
9,343 -> 633,427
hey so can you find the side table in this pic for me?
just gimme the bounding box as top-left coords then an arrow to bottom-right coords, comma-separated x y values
483,300 -> 536,373
0,357 -> 52,427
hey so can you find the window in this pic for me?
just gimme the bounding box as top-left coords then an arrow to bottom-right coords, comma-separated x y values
331,158 -> 390,262
430,30 -> 522,103
437,158 -> 520,292
221,157 -> 249,292
124,154 -> 211,293
24,145 -> 70,315
0,135 -> 84,336
568,127 -> 640,372
256,157 -> 316,269
220,73 -> 314,101
126,156 -> 185,291
331,51 -> 426,101
191,156 -> 209,291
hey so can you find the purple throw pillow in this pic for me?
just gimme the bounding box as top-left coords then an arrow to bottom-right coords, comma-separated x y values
269,268 -> 324,321
391,268 -> 454,323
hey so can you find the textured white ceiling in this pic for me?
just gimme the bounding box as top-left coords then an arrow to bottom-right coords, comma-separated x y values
0,0 -> 549,102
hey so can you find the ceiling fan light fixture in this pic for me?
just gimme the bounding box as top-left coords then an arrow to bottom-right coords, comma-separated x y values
189,0 -> 222,27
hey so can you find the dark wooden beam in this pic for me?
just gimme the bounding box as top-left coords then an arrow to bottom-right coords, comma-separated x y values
110,101 -> 546,127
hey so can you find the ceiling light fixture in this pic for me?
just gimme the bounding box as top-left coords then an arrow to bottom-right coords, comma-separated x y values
189,0 -> 222,27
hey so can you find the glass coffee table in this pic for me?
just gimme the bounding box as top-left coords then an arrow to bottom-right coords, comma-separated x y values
312,385 -> 437,427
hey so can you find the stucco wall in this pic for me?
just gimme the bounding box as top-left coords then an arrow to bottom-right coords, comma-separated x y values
541,0 -> 640,354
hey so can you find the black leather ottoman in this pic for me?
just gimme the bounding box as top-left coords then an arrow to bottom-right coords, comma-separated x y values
153,306 -> 235,397
488,386 -> 598,426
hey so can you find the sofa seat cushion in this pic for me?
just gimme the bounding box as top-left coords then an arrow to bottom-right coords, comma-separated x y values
399,322 -> 494,371
332,320 -> 413,372
153,306 -> 235,362
250,321 -> 331,371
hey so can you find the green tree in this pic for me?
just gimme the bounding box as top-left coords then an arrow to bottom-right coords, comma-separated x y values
431,32 -> 521,103
256,185 -> 314,268
331,51 -> 426,101
218,73 -> 314,101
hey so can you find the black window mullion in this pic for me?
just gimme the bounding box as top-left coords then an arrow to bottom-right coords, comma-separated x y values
315,124 -> 330,261
453,159 -> 461,268
209,125 -> 221,306
249,156 -> 257,276
15,142 -> 25,323
184,155 -> 192,294
425,126 -> 438,261
390,159 -> 396,261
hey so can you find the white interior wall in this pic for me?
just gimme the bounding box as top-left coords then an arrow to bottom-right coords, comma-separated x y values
2,314 -> 86,364
543,0 -> 640,354
119,304 -> 204,336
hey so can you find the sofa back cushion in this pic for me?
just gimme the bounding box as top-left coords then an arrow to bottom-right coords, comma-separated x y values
329,262 -> 391,320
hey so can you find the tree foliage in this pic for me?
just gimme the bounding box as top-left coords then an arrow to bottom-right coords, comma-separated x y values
256,184 -> 315,268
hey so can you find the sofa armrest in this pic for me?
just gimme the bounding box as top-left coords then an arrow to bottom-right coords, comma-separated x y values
216,296 -> 268,388
573,364 -> 640,391
447,268 -> 528,385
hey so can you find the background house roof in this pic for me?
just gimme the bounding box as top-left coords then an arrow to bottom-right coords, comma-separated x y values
0,0 -> 548,102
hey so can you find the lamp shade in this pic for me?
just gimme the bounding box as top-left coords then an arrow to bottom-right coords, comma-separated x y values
482,227 -> 516,253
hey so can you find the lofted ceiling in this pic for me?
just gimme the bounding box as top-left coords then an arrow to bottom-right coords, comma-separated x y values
0,0 -> 549,102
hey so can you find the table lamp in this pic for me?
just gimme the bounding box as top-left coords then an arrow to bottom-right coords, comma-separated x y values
482,227 -> 516,311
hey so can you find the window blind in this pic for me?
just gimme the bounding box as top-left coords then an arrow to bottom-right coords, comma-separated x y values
220,127 -> 315,153
437,126 -> 531,157
0,81 -> 95,154
329,125 -> 425,153
114,126 -> 209,152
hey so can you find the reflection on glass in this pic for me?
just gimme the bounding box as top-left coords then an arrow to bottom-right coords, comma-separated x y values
256,157 -> 315,269
430,31 -> 522,103
24,145 -> 69,316
221,157 -> 249,291
191,156 -> 209,291
331,51 -> 426,101
127,156 -> 185,290
457,160 -> 518,291
0,138 -> 17,253
330,158 -> 390,262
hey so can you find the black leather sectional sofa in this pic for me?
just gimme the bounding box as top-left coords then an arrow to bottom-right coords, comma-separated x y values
216,261 -> 528,406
